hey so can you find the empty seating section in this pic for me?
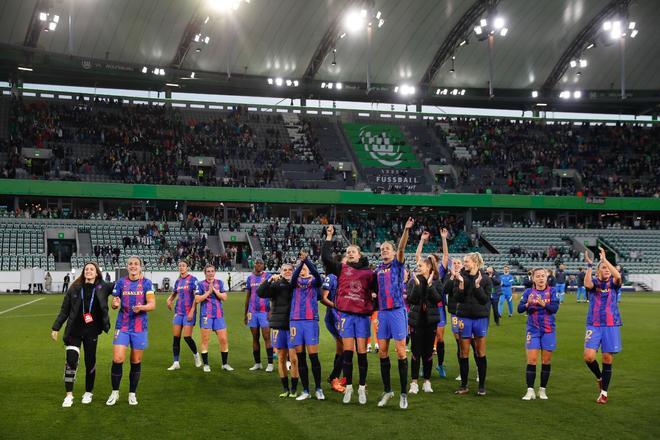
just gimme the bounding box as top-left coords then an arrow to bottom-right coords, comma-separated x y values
0,219 -> 54,270
479,226 -> 660,274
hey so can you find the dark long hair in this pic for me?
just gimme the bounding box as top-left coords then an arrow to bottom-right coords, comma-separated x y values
70,262 -> 104,288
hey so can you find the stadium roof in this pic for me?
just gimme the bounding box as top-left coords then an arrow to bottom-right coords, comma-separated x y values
0,0 -> 659,114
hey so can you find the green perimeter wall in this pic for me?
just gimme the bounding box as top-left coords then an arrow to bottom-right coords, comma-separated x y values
1,180 -> 659,211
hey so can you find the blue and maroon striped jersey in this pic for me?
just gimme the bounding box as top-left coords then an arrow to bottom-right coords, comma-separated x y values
322,274 -> 338,303
247,272 -> 271,313
112,277 -> 154,332
290,277 -> 320,321
518,287 -> 559,333
375,258 -> 405,310
174,274 -> 198,316
586,276 -> 622,327
197,279 -> 227,319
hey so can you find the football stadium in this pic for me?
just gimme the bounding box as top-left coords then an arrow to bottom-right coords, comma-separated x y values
0,0 -> 659,438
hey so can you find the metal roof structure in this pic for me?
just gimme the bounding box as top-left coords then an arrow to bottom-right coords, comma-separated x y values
0,0 -> 658,114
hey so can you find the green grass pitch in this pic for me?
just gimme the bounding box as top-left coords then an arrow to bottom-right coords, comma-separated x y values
1,293 -> 659,440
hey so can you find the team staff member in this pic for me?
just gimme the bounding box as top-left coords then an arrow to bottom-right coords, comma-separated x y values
518,268 -> 560,400
195,264 -> 233,372
166,260 -> 202,371
322,225 -> 375,405
106,256 -> 156,406
576,268 -> 587,303
244,259 -> 273,372
52,262 -> 113,407
555,264 -> 567,303
498,266 -> 514,317
406,256 -> 443,397
583,248 -> 622,404
486,267 -> 502,326
258,264 -> 300,398
453,252 -> 492,396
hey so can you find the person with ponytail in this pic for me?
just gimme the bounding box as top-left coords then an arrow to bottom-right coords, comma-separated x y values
52,262 -> 113,407
518,267 -> 560,400
452,252 -> 491,396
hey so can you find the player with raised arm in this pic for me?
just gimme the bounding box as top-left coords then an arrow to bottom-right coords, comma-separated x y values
583,247 -> 623,404
375,217 -> 413,410
322,225 -> 375,405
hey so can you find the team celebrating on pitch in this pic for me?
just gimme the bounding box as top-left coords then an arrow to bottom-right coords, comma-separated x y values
51,220 -> 623,408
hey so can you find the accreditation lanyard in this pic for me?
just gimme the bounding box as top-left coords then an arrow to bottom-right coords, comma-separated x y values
81,286 -> 96,324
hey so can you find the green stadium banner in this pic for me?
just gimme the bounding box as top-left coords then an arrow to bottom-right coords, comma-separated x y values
343,123 -> 422,169
1,179 -> 660,211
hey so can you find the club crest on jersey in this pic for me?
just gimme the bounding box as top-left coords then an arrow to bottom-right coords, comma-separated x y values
359,125 -> 403,167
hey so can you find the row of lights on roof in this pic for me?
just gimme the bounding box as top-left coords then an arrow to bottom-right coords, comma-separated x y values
321,82 -> 343,89
603,20 -> 638,39
142,67 -> 166,76
531,90 -> 582,100
473,17 -> 508,37
39,12 -> 60,31
267,78 -> 299,87
436,88 -> 466,96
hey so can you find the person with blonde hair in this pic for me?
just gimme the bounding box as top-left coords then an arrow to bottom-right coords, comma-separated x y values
322,225 -> 375,405
583,247 -> 622,404
106,256 -> 156,406
518,267 -> 560,400
452,252 -> 492,396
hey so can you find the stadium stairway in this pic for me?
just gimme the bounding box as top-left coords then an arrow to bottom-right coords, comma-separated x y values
77,231 -> 93,256
207,235 -> 223,255
247,234 -> 263,257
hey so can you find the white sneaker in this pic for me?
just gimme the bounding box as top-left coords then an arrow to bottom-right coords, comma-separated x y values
106,391 -> 119,406
366,345 -> 372,353
203,365 -> 211,373
409,382 -> 419,394
522,387 -> 536,400
399,393 -> 408,409
62,395 -> 74,408
538,387 -> 548,400
296,391 -> 311,401
81,392 -> 93,404
194,353 -> 202,368
343,384 -> 353,404
377,391 -> 394,407
128,392 -> 138,406
358,385 -> 367,405
476,375 -> 480,382
167,361 -> 180,371
222,364 -> 234,371
249,363 -> 262,371
422,380 -> 433,393
315,389 -> 325,400
265,363 -> 274,372
374,344 -> 380,351
286,361 -> 291,371
455,374 -> 462,381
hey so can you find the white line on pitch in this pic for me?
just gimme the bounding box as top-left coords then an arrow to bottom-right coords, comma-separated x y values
0,298 -> 45,315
